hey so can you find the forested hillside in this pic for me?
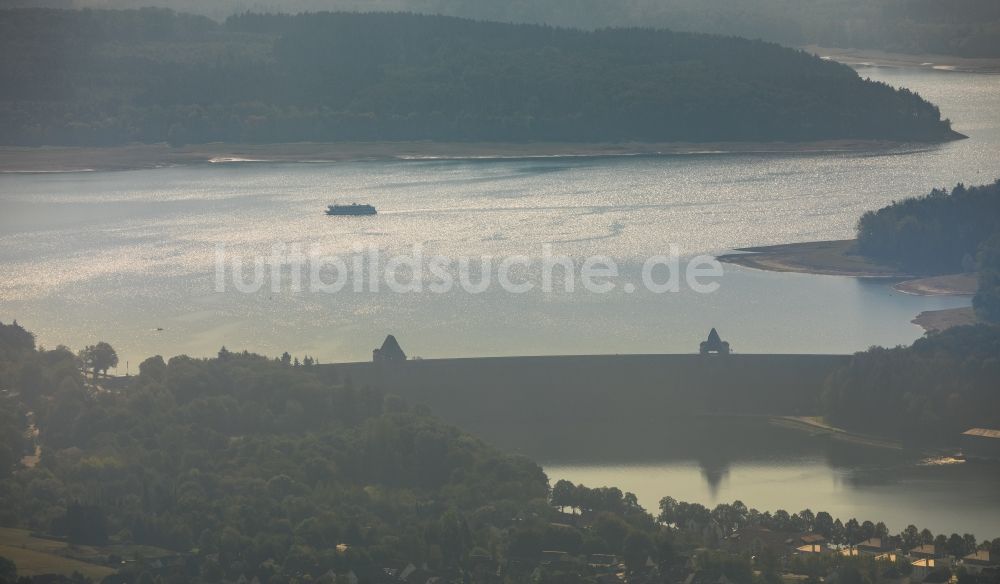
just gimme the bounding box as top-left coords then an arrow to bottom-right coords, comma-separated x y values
855,179 -> 1000,321
3,320 -> 1000,582
0,321 -> 556,580
0,9 -> 958,146
7,0 -> 1000,58
822,325 -> 1000,444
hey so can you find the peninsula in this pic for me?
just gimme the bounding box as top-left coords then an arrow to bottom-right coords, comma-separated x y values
719,180 -> 1000,331
0,9 -> 961,148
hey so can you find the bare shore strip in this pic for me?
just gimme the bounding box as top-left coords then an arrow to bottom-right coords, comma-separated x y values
805,45 -> 1000,74
769,416 -> 903,451
911,306 -> 979,333
0,139 -> 926,173
718,240 -> 980,332
894,272 -> 978,296
717,239 -> 909,278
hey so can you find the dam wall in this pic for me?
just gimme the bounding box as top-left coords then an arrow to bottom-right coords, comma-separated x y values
326,354 -> 848,456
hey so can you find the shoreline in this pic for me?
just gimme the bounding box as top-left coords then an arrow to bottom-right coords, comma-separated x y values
770,416 -> 959,458
912,307 -> 979,333
805,45 -> 1000,74
894,272 -> 978,296
717,239 -> 910,278
0,139 -> 946,173
769,416 -> 904,451
718,240 -> 980,333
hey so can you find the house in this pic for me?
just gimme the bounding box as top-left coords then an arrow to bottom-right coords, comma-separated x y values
799,533 -> 827,547
909,544 -> 941,560
541,550 -> 570,565
961,428 -> 1000,460
962,550 -> 999,574
796,543 -> 829,556
724,527 -> 791,556
857,538 -> 887,555
373,334 -> 406,363
683,572 -> 736,584
911,558 -> 949,581
588,554 -> 619,569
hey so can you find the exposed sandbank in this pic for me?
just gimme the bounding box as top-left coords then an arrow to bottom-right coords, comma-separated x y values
894,272 -> 978,296
912,306 -> 979,333
770,416 -> 903,451
719,241 -> 981,334
717,239 -> 910,278
0,139 -> 938,173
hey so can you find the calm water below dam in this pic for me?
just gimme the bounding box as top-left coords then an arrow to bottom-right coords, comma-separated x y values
541,416 -> 1000,541
2,67 -> 999,538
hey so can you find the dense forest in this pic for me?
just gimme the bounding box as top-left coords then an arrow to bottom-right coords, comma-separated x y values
0,8 -> 959,146
854,179 -> 1000,321
0,320 -> 673,582
7,0 -> 1000,58
822,325 -> 1000,444
2,320 -> 1000,583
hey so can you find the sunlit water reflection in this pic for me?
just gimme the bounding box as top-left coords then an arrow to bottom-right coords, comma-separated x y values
2,66 -> 999,539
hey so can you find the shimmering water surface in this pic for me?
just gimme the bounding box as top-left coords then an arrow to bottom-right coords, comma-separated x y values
2,67 -> 999,537
2,68 -> 996,367
546,455 -> 1000,540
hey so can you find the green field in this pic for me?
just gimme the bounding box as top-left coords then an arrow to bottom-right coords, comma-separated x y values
0,527 -> 176,580
0,528 -> 116,580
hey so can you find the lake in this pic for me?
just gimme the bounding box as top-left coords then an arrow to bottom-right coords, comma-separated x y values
2,67 -> 999,538
540,416 -> 1000,541
1,68 -> 995,367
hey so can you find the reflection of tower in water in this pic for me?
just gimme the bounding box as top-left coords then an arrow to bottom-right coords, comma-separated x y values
698,455 -> 731,499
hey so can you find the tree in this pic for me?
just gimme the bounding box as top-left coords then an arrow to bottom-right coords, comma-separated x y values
552,480 -> 576,513
799,509 -> 815,529
974,233 -> 1000,322
947,533 -> 968,558
623,531 -> 654,576
57,502 -> 109,545
964,534 -> 978,555
80,342 -> 118,377
902,525 -> 921,549
814,512 -> 834,537
0,556 -> 16,584
138,355 -> 167,381
934,534 -> 948,550
0,321 -> 35,353
658,496 -> 678,525
845,519 -> 862,545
